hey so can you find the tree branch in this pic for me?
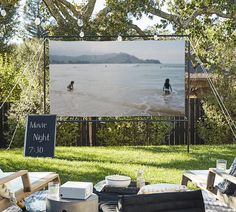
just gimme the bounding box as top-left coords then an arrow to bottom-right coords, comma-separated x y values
43,0 -> 65,24
97,6 -> 111,17
182,7 -> 232,28
83,0 -> 96,20
206,7 -> 231,19
54,0 -> 76,24
42,0 -> 95,26
42,0 -> 233,32
146,3 -> 232,29
129,23 -> 146,37
147,6 -> 180,25
57,0 -> 80,18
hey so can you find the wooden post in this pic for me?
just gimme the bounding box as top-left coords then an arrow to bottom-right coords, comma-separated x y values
22,172 -> 32,192
181,174 -> 190,186
76,122 -> 81,146
81,118 -> 87,146
207,169 -> 217,194
92,117 -> 97,146
88,118 -> 93,146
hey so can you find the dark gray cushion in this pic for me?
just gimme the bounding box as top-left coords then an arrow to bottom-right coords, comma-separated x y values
217,157 -> 236,195
118,190 -> 205,212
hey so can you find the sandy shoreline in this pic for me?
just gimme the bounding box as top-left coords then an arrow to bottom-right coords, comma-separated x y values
50,93 -> 184,117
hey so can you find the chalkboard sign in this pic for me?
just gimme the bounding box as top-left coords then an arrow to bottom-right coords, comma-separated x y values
24,115 -> 57,157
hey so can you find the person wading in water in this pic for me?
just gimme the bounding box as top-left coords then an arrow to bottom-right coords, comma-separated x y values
163,78 -> 172,95
67,81 -> 74,91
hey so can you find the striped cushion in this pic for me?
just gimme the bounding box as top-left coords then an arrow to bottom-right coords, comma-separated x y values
217,157 -> 236,195
202,190 -> 235,212
2,205 -> 22,212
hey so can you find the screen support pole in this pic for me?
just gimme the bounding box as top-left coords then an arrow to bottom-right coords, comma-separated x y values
43,39 -> 46,114
187,39 -> 191,153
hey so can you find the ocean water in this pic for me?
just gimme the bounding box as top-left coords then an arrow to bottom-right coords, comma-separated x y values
49,64 -> 185,117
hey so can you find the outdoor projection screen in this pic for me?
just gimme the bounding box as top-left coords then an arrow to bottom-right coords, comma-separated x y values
49,40 -> 185,117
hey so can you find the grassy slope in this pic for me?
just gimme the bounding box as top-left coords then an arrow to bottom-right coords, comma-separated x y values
0,145 -> 235,184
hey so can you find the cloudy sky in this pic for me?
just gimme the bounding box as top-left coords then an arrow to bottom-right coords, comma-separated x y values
49,40 -> 185,64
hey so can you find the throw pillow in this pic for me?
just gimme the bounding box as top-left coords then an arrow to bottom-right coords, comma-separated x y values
138,183 -> 187,195
0,169 -> 11,199
228,157 -> 236,174
217,157 -> 236,195
0,183 -> 11,199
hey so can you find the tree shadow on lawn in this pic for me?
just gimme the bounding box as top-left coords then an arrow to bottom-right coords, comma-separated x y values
135,147 -> 236,170
134,145 -> 236,155
1,153 -> 183,184
2,157 -> 134,184
22,157 -> 236,174
128,146 -> 187,153
54,146 -> 186,163
2,146 -> 236,179
52,156 -> 222,172
43,165 -> 119,183
55,145 -> 236,158
54,147 -> 236,171
4,153 -> 234,185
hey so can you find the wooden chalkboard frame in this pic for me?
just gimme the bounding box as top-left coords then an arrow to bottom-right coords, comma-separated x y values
24,114 -> 57,157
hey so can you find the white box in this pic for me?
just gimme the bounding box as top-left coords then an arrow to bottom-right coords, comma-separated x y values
60,181 -> 93,200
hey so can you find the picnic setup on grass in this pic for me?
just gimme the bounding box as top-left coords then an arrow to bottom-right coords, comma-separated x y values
0,0 -> 235,212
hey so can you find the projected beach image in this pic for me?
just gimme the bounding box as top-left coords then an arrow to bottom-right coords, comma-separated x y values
49,40 -> 185,117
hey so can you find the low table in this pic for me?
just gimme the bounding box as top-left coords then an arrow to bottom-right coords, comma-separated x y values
94,181 -> 148,212
46,193 -> 98,212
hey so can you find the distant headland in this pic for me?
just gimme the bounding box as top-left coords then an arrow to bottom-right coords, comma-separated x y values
50,52 -> 161,64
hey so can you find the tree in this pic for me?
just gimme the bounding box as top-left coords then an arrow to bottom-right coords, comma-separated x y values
6,39 -> 45,147
0,2 -> 19,57
0,53 -> 21,102
195,23 -> 236,144
22,0 -> 52,38
40,0 -> 235,37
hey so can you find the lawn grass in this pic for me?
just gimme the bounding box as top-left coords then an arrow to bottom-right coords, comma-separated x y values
0,145 -> 235,185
